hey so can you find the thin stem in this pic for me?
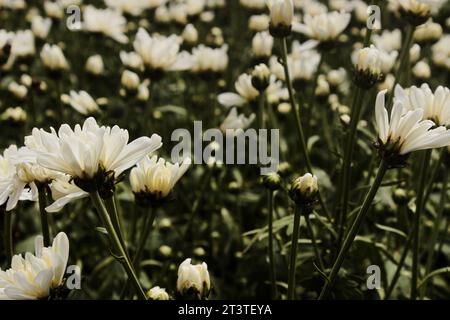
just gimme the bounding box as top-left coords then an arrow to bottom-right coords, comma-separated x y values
258,93 -> 265,129
279,37 -> 332,223
411,149 -> 432,300
338,86 -> 365,245
89,191 -> 147,300
267,189 -> 277,299
3,206 -> 13,264
421,167 -> 448,298
305,212 -> 325,271
386,24 -> 414,111
104,195 -> 128,259
133,206 -> 157,268
318,159 -> 389,300
287,205 -> 302,300
37,185 -> 51,247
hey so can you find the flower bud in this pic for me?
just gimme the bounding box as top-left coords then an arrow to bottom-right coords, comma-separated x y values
182,24 -> 198,45
289,173 -> 318,206
261,172 -> 282,190
412,60 -> 430,79
267,0 -> 294,38
352,45 -> 383,89
147,286 -> 170,300
393,188 -> 409,206
85,54 -> 104,76
176,258 -> 211,300
251,63 -> 271,91
121,70 -> 140,92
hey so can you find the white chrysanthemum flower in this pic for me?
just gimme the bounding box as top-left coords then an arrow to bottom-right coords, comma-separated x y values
292,10 -> 351,42
31,16 -> 52,39
104,0 -> 148,16
269,41 -> 321,82
1,107 -> 27,123
372,29 -> 402,52
85,54 -> 104,75
26,117 -> 162,184
182,24 -> 198,45
119,51 -> 144,71
248,14 -> 270,31
130,156 -> 191,200
375,90 -> 450,155
394,84 -> 450,126
133,28 -> 193,73
220,107 -> 256,132
352,45 -> 382,75
218,73 -> 259,107
45,175 -> 88,212
398,0 -> 443,17
190,45 -> 228,73
413,19 -> 443,43
0,232 -> 69,300
147,286 -> 170,300
83,5 -> 128,44
40,44 -> 69,71
67,91 -> 101,115
0,0 -> 25,10
240,0 -> 265,9
0,145 -> 38,211
177,258 -> 210,299
252,31 -> 274,58
121,70 -> 140,92
44,1 -> 64,19
431,35 -> 450,70
266,0 -> 294,28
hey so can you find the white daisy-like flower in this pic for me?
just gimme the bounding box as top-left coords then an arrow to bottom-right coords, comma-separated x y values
67,91 -> 101,116
0,145 -> 38,211
189,45 -> 228,74
45,175 -> 88,212
375,89 -> 450,156
266,0 -> 294,28
40,44 -> 69,71
130,156 -> 191,200
83,5 -> 128,44
176,258 -> 210,299
220,107 -> 256,132
0,232 -> 70,300
133,28 -> 192,73
394,84 -> 450,126
26,117 -> 162,184
292,10 -> 351,42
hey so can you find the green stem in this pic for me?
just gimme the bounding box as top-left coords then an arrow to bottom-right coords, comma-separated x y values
37,185 -> 51,247
318,159 -> 389,300
421,166 -> 448,298
133,207 -> 156,268
338,86 -> 365,245
267,190 -> 277,299
305,212 -> 325,271
104,195 -> 128,258
3,206 -> 13,264
287,206 -> 302,300
90,191 -> 147,300
411,149 -> 431,300
386,24 -> 414,111
258,93 -> 265,129
279,37 -> 332,223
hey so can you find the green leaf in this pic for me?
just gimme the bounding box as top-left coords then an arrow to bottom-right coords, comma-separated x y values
374,223 -> 407,239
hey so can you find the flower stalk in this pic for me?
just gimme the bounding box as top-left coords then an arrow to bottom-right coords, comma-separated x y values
267,189 -> 277,299
89,191 -> 147,300
319,159 -> 389,300
287,205 -> 302,300
2,206 -> 13,264
279,37 -> 331,222
411,149 -> 432,300
37,184 -> 51,247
